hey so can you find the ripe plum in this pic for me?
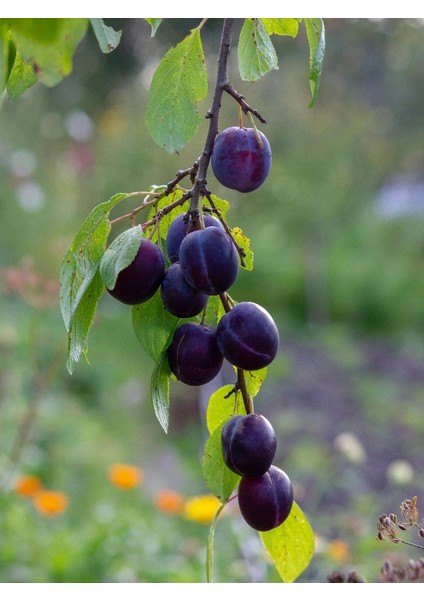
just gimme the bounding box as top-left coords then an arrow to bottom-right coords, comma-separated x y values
166,213 -> 224,263
211,126 -> 272,193
161,262 -> 208,318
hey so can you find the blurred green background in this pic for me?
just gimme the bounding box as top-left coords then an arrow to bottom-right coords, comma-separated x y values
1,18 -> 424,583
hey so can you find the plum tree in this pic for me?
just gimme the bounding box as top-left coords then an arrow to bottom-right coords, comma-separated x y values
221,413 -> 277,477
216,301 -> 279,370
211,126 -> 272,193
237,465 -> 294,532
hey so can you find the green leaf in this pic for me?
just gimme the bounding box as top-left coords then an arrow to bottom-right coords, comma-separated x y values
99,225 -> 142,290
150,351 -> 172,433
206,384 -> 247,435
261,18 -> 300,37
145,27 -> 208,153
206,502 -> 227,583
231,226 -> 254,271
305,18 -> 325,108
203,423 -> 240,502
90,19 -> 122,53
10,19 -> 89,87
59,193 -> 128,373
238,19 -> 278,82
146,189 -> 188,243
145,19 -> 162,37
259,501 -> 315,582
6,49 -> 37,100
132,290 -> 183,363
243,367 -> 268,398
0,31 -> 14,95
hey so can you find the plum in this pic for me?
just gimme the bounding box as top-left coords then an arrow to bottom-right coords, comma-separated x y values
221,413 -> 277,477
167,322 -> 223,386
237,465 -> 293,531
161,262 -> 208,318
211,126 -> 272,193
216,302 -> 279,370
166,213 -> 224,263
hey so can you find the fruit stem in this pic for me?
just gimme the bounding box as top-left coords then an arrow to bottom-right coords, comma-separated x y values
236,368 -> 254,415
248,112 -> 264,148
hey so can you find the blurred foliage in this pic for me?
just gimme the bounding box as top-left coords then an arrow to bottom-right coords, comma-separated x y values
1,18 -> 424,583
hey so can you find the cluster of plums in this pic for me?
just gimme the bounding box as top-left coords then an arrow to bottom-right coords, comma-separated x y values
222,413 -> 293,531
103,124 -> 293,531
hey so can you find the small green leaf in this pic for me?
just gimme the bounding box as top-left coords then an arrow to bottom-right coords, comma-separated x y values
150,351 -> 172,433
132,290 -> 183,363
231,226 -> 254,271
261,18 -> 300,37
145,27 -> 208,153
145,19 -> 162,37
206,384 -> 246,435
99,225 -> 141,290
6,49 -> 37,100
243,367 -> 268,398
238,19 -> 278,82
90,19 -> 122,54
259,501 -> 315,582
305,18 -> 325,108
203,423 -> 240,502
59,193 -> 128,373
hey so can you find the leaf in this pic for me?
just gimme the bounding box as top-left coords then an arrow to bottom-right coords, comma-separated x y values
0,31 -> 14,95
206,384 -> 246,435
145,19 -> 162,37
261,18 -> 300,37
90,19 -> 122,53
145,27 -> 208,153
305,18 -> 325,108
10,19 -> 89,87
243,367 -> 268,398
59,193 -> 128,373
259,501 -> 315,582
206,502 -> 226,583
6,49 -> 37,100
150,351 -> 172,433
231,226 -> 254,271
132,290 -> 183,363
99,225 -> 142,290
203,423 -> 240,502
238,19 -> 278,82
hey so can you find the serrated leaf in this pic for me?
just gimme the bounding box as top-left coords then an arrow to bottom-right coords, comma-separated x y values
6,49 -> 37,100
59,193 -> 128,373
231,226 -> 253,271
206,384 -> 247,435
90,19 -> 122,54
10,19 -> 88,87
150,351 -> 172,433
305,18 -> 325,108
261,18 -> 300,37
259,501 -> 315,582
145,27 -> 207,153
238,19 -> 278,82
145,19 -> 162,37
132,290 -> 183,363
203,423 -> 240,502
99,225 -> 142,290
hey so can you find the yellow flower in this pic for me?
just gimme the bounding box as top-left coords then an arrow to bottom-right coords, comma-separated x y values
108,463 -> 144,490
184,494 -> 221,524
32,490 -> 69,517
13,474 -> 43,497
154,489 -> 185,514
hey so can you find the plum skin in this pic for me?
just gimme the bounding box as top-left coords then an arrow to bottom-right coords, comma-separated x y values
221,413 -> 277,477
237,465 -> 294,532
216,302 -> 279,371
161,262 -> 208,318
179,227 -> 239,295
167,322 -> 223,386
166,213 -> 224,263
107,238 -> 165,305
211,126 -> 272,193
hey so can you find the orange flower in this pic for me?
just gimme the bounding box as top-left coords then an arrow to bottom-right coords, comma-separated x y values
32,490 -> 69,517
108,463 -> 144,490
13,474 -> 43,497
154,489 -> 185,514
184,494 -> 221,524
